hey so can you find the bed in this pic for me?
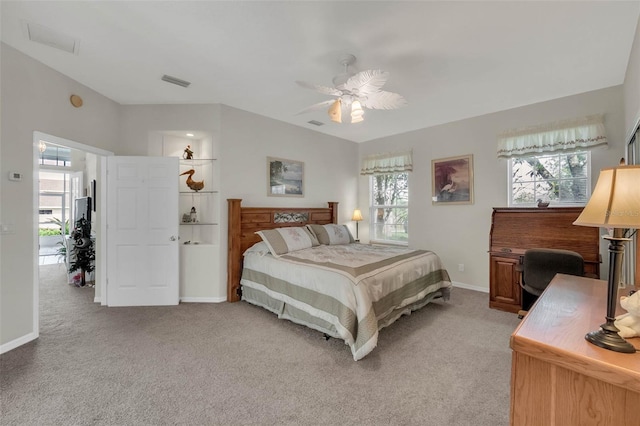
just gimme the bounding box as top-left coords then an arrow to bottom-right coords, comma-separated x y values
227,199 -> 452,360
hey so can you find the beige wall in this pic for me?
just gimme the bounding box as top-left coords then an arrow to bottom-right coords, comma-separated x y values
357,86 -> 626,291
1,44 -> 120,349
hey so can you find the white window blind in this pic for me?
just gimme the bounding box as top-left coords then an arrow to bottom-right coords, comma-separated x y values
497,115 -> 607,159
360,151 -> 413,175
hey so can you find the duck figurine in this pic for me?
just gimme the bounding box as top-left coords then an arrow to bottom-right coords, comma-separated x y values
180,169 -> 205,192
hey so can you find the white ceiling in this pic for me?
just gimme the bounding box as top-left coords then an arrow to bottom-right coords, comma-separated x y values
2,1 -> 639,143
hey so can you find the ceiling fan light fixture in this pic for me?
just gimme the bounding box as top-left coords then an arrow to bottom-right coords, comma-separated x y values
328,99 -> 342,123
296,54 -> 405,124
351,100 -> 364,123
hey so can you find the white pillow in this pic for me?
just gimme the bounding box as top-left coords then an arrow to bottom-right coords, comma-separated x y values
256,227 -> 318,257
243,241 -> 271,257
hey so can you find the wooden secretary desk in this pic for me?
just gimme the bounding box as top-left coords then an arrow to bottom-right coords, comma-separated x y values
489,207 -> 601,313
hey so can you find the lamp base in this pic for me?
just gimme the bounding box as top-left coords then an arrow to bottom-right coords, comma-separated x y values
585,323 -> 636,353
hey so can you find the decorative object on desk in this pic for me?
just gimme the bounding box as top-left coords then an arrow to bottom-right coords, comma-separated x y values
573,159 -> 640,353
352,209 -> 363,242
190,206 -> 197,223
69,216 -> 95,287
267,157 -> 304,197
183,144 -> 194,159
536,199 -> 550,208
180,169 -> 205,191
432,154 -> 474,205
182,213 -> 191,223
614,290 -> 640,338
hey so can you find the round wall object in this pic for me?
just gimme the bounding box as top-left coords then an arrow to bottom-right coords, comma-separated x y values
70,94 -> 83,108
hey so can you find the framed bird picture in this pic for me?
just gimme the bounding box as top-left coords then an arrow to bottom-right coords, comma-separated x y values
431,154 -> 474,205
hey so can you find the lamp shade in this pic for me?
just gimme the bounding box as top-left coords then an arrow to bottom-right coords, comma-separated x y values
351,100 -> 364,123
573,164 -> 640,229
328,99 -> 342,123
352,209 -> 363,221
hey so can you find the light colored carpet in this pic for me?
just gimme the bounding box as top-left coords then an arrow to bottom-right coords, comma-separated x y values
1,264 -> 520,425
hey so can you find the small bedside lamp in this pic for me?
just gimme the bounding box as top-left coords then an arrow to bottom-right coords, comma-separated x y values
573,160 -> 640,353
352,209 -> 363,242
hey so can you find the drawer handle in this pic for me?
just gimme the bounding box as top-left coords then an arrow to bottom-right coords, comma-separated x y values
500,248 -> 512,253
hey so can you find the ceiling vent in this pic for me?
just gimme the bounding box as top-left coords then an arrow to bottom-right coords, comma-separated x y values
308,120 -> 324,126
161,75 -> 191,88
22,21 -> 80,55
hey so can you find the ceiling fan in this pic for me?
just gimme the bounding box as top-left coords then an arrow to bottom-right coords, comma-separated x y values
296,54 -> 407,124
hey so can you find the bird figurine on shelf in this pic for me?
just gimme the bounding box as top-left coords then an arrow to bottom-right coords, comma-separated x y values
180,169 -> 205,191
183,145 -> 194,160
537,199 -> 550,208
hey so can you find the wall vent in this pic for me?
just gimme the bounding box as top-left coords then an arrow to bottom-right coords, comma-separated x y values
161,75 -> 191,88
308,120 -> 324,126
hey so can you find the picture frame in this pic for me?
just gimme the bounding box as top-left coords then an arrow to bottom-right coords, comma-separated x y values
267,157 -> 304,197
432,154 -> 474,205
91,179 -> 96,211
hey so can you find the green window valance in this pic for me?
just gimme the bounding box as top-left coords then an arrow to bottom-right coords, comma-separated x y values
497,115 -> 608,159
360,150 -> 413,175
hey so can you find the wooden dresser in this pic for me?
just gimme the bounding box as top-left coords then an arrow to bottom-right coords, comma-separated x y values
510,274 -> 640,426
489,207 -> 601,313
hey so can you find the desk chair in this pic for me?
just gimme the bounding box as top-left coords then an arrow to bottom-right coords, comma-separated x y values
517,248 -> 585,318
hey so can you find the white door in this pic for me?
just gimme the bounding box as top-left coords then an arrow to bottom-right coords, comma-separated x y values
106,156 -> 179,306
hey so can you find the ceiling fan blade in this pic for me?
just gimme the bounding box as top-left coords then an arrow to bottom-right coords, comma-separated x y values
295,81 -> 342,97
361,91 -> 407,110
343,70 -> 389,96
295,99 -> 336,115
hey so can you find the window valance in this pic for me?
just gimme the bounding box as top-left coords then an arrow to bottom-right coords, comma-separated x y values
360,150 -> 413,175
497,114 -> 608,159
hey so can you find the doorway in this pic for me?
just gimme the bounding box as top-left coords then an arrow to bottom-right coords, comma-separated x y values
33,132 -> 113,330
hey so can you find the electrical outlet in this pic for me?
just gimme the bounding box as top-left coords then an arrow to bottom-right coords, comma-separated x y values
458,263 -> 465,272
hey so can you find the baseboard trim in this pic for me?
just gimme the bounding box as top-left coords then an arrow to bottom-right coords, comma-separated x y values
0,332 -> 38,355
94,297 -> 101,303
180,296 -> 226,303
452,281 -> 489,293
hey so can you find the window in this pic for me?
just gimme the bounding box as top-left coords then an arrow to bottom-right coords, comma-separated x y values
38,171 -> 71,234
509,151 -> 590,206
39,144 -> 71,167
370,173 -> 408,243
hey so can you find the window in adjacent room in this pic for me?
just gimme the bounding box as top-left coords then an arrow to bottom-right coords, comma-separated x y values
370,172 -> 409,244
508,151 -> 591,206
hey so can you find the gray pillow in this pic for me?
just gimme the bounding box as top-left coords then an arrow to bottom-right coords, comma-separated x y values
306,224 -> 355,245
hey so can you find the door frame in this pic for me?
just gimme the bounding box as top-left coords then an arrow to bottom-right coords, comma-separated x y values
32,132 -> 114,333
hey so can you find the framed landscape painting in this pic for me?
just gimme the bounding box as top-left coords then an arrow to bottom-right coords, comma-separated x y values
432,154 -> 474,205
267,157 -> 304,197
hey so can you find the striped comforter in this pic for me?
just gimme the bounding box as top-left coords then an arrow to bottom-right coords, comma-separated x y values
240,243 -> 452,361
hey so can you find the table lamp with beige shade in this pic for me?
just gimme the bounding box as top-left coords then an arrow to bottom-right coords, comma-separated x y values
573,159 -> 640,353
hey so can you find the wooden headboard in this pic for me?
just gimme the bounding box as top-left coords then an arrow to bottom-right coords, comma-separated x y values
227,199 -> 338,302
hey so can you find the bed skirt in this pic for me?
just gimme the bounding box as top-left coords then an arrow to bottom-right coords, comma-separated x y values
241,284 -> 451,358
